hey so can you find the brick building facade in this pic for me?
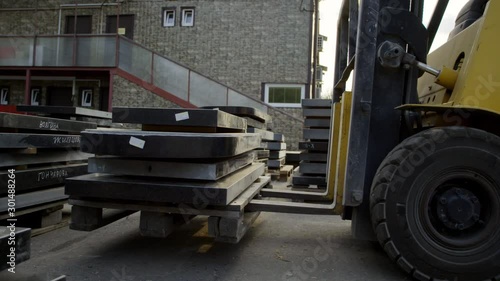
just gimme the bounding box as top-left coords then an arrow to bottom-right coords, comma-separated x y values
0,0 -> 319,149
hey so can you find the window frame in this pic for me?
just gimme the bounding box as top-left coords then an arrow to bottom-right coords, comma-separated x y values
317,36 -> 324,52
30,87 -> 41,106
162,8 -> 176,27
80,88 -> 93,107
263,83 -> 305,108
181,7 -> 195,27
0,87 -> 9,105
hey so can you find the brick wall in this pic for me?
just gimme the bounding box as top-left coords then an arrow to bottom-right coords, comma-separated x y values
0,0 -> 310,148
0,0 -> 312,101
268,107 -> 303,151
112,75 -> 181,109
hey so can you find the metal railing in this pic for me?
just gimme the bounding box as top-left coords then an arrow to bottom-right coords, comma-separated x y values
0,34 -> 303,117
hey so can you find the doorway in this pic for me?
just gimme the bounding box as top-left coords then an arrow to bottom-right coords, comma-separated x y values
47,87 -> 73,106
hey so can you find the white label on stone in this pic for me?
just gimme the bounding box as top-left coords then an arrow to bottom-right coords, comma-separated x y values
175,111 -> 189,121
129,136 -> 145,149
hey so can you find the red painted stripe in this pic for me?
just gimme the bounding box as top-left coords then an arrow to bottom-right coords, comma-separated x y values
0,105 -> 20,113
116,68 -> 197,109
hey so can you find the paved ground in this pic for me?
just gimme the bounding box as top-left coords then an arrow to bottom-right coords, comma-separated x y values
1,210 -> 410,281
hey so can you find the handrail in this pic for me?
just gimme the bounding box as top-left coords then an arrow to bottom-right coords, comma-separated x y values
117,36 -> 304,122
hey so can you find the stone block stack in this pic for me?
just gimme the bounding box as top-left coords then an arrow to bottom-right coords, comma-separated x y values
66,107 -> 268,243
293,99 -> 332,189
0,109 -> 97,228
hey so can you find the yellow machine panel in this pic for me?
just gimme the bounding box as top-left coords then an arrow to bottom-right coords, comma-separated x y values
407,1 -> 500,118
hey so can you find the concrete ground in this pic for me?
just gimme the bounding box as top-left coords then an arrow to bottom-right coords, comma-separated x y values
1,210 -> 410,281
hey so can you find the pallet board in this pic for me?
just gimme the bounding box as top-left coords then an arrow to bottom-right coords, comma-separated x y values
303,129 -> 330,140
301,99 -> 332,108
66,163 -> 265,206
201,106 -> 270,123
260,141 -> 286,151
0,150 -> 91,168
88,152 -> 256,181
298,141 -> 329,151
81,130 -> 261,159
0,133 -> 80,149
112,107 -> 246,132
17,106 -> 112,119
0,164 -> 88,196
0,112 -> 96,133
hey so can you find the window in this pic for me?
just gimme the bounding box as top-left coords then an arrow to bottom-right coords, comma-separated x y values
264,84 -> 305,108
317,37 -> 324,52
181,8 -> 195,27
0,87 -> 9,105
317,35 -> 327,52
30,87 -> 41,106
163,9 -> 175,27
80,89 -> 93,107
316,65 -> 328,82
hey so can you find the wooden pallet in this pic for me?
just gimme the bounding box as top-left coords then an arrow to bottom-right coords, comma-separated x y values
279,165 -> 294,182
68,176 -> 270,244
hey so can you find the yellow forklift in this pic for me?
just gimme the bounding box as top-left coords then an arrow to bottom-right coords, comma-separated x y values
248,0 -> 500,280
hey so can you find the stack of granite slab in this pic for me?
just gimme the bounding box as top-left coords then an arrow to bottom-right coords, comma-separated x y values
0,112 -> 94,228
65,107 -> 265,238
293,99 -> 332,189
201,106 -> 270,131
202,106 -> 272,166
285,151 -> 302,168
260,132 -> 289,180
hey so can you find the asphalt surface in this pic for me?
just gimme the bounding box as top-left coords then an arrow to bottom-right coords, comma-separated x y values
1,211 -> 410,281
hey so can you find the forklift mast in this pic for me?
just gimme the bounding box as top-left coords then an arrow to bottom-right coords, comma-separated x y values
333,0 -> 431,237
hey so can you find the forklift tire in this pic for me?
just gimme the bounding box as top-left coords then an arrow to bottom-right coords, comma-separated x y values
370,126 -> 500,281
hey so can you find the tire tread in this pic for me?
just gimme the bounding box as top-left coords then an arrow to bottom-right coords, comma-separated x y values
369,126 -> 499,281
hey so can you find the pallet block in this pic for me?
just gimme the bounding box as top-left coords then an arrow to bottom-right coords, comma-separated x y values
279,165 -> 294,182
139,212 -> 187,238
208,211 -> 260,243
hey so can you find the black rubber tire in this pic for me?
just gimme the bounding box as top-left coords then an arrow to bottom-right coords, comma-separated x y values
370,126 -> 500,281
